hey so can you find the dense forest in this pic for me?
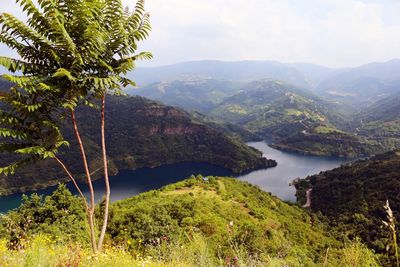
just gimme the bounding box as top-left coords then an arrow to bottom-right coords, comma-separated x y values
294,150 -> 400,265
351,92 -> 400,152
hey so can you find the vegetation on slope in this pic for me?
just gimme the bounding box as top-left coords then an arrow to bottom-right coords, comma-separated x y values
294,150 -> 400,264
126,73 -> 400,158
134,77 -> 389,158
275,90 -> 400,157
0,177 -> 379,266
130,73 -> 400,158
209,80 -> 379,157
270,129 -> 383,158
352,92 -> 400,153
0,95 -> 275,196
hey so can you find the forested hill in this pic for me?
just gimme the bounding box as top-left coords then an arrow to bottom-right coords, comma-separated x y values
134,78 -> 392,157
1,176 -> 378,265
0,95 -> 275,195
356,92 -> 400,122
294,150 -> 400,261
208,80 -> 381,157
351,92 -> 400,153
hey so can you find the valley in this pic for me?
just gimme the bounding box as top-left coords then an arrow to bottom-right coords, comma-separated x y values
0,93 -> 275,196
135,66 -> 400,157
0,0 -> 399,265
0,141 -> 349,213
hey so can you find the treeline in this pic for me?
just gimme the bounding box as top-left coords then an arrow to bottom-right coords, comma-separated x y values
295,150 -> 400,265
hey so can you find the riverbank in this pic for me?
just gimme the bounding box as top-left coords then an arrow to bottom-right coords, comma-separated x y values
0,142 -> 350,212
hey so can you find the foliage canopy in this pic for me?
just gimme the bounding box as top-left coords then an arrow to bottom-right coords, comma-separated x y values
0,0 -> 152,174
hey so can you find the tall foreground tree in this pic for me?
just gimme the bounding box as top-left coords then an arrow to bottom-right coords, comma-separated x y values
0,0 -> 151,252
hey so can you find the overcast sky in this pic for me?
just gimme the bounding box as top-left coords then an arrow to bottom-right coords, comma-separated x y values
1,0 -> 400,68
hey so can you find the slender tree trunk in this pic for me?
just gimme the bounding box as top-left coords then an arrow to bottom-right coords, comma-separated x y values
70,109 -> 98,253
54,156 -> 88,210
54,156 -> 96,241
98,94 -> 110,251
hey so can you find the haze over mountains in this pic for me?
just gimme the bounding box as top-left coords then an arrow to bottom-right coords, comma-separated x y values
131,59 -> 400,106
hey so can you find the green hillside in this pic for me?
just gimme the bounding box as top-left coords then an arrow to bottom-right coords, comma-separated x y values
209,80 -> 341,137
0,95 -> 275,196
129,77 -> 400,158
294,150 -> 400,264
270,129 -> 383,158
209,80 -> 378,157
0,177 -> 378,266
352,92 -> 400,153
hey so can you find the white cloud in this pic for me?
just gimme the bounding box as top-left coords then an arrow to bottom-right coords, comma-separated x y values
132,0 -> 400,67
1,0 -> 400,68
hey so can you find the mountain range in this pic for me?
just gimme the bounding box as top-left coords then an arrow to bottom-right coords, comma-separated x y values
135,77 -> 393,157
131,59 -> 400,106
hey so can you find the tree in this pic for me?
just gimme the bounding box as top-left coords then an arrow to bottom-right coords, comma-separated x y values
0,0 -> 151,252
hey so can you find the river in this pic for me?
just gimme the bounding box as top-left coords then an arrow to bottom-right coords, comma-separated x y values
238,142 -> 350,201
0,142 -> 350,213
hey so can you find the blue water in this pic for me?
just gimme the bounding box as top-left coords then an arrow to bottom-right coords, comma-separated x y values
0,162 -> 232,213
0,142 -> 350,213
238,142 -> 350,201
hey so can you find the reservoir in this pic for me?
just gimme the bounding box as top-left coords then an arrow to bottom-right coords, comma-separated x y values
0,142 -> 349,213
239,142 -> 350,201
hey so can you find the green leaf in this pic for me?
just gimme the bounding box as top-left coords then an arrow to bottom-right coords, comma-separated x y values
53,68 -> 75,81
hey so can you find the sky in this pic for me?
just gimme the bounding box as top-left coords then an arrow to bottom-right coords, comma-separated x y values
1,0 -> 400,68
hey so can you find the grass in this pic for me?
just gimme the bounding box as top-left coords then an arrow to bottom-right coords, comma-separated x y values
226,104 -> 248,115
0,234 -> 380,267
285,108 -> 303,116
314,126 -> 343,134
0,235 -> 194,267
0,236 -> 151,267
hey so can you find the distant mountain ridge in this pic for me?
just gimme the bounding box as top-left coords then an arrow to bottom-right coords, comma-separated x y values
131,59 -> 400,106
130,60 -> 314,88
132,78 -> 241,113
